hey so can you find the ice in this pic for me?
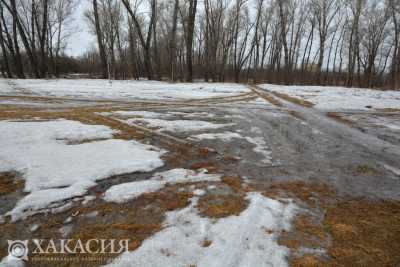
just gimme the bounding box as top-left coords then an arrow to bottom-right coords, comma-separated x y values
0,119 -> 165,221
105,192 -> 297,267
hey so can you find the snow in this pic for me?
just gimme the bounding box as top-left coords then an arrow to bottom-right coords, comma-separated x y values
0,119 -> 165,221
104,180 -> 165,203
0,256 -> 25,267
244,137 -> 272,164
190,131 -> 272,164
104,169 -> 221,203
191,132 -> 243,142
152,168 -> 221,184
126,118 -> 234,132
260,84 -> 400,110
108,111 -> 169,118
0,79 -> 250,101
105,192 -> 297,267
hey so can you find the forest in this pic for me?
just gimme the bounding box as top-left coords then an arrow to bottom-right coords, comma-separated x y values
0,0 -> 399,89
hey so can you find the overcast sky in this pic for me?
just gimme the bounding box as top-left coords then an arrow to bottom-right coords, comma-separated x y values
65,1 -> 93,57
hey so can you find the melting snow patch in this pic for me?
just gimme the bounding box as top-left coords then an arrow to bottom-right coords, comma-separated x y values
0,120 -> 165,221
245,137 -> 272,164
3,79 -> 250,100
126,118 -> 234,132
110,111 -> 168,118
104,169 -> 221,203
104,180 -> 165,203
262,83 -> 400,111
105,192 -> 296,267
190,132 -> 243,142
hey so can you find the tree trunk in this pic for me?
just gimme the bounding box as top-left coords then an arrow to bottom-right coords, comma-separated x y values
186,0 -> 197,82
93,0 -> 108,79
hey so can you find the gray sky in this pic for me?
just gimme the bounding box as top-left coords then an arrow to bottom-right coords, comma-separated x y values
65,1 -> 93,57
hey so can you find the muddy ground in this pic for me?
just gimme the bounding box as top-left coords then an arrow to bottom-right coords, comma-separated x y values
0,84 -> 399,266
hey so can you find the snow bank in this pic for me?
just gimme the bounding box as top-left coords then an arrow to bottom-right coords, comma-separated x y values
104,169 -> 221,203
105,192 -> 297,267
1,79 -> 250,100
126,118 -> 234,132
0,119 -> 165,221
260,84 -> 400,110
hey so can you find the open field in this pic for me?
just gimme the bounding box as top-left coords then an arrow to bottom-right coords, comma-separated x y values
0,79 -> 399,267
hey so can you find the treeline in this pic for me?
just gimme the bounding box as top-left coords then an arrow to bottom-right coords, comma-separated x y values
0,0 -> 399,89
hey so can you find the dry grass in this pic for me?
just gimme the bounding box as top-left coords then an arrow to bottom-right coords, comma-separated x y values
292,255 -> 327,267
0,173 -> 24,195
268,181 -> 400,267
197,194 -> 248,218
272,92 -> 315,108
263,181 -> 336,206
221,176 -> 243,192
323,200 -> 400,267
326,112 -> 354,126
248,85 -> 283,107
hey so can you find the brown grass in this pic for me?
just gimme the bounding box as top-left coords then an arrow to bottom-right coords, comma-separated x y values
197,194 -> 248,218
272,92 -> 315,108
0,173 -> 24,195
221,176 -> 243,192
292,255 -> 327,267
263,181 -> 336,206
323,200 -> 400,267
326,112 -> 354,126
268,181 -> 400,267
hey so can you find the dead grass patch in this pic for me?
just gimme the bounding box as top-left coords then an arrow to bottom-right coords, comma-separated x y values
326,112 -> 354,126
272,92 -> 315,108
0,173 -> 24,195
292,255 -> 327,267
323,200 -> 400,267
271,181 -> 400,267
221,176 -> 243,192
263,181 -> 336,206
197,194 -> 248,218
